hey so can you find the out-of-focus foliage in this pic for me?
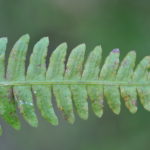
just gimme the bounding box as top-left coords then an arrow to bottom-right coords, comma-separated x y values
0,0 -> 150,150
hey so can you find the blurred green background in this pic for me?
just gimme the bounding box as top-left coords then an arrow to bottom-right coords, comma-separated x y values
1,0 -> 150,150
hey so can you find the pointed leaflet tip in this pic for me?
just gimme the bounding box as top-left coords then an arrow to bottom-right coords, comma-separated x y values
112,48 -> 120,53
59,42 -> 68,49
95,45 -> 102,49
41,36 -> 49,42
70,43 -> 86,55
128,50 -> 136,56
0,37 -> 8,55
55,42 -> 67,51
0,37 -> 8,47
32,37 -> 49,52
93,45 -> 102,54
130,50 -> 136,53
81,43 -> 86,48
0,37 -> 8,43
20,34 -> 30,41
76,43 -> 86,50
10,34 -> 30,55
113,107 -> 121,115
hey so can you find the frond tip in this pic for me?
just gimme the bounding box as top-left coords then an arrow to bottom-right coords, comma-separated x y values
0,34 -> 150,134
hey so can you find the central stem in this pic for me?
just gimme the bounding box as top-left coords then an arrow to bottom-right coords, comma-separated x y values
0,80 -> 149,87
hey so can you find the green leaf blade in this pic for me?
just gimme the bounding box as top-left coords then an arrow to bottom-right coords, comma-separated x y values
0,37 -> 21,130
100,49 -> 120,114
27,37 -> 58,125
134,56 -> 150,111
82,46 -> 103,117
117,51 -> 137,113
65,44 -> 88,120
7,34 -> 38,127
47,43 -> 75,124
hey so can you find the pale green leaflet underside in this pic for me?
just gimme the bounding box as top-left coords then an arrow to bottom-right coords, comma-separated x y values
0,34 -> 150,135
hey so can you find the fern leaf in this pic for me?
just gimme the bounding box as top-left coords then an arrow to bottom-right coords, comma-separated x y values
7,35 -> 38,128
82,46 -> 103,117
27,37 -> 58,126
47,43 -> 75,124
0,37 -> 21,130
65,44 -> 88,120
116,51 -> 137,113
0,34 -> 150,134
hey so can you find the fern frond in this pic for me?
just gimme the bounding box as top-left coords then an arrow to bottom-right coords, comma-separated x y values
0,34 -> 150,134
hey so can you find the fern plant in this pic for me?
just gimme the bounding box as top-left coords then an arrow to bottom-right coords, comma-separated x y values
0,34 -> 149,135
